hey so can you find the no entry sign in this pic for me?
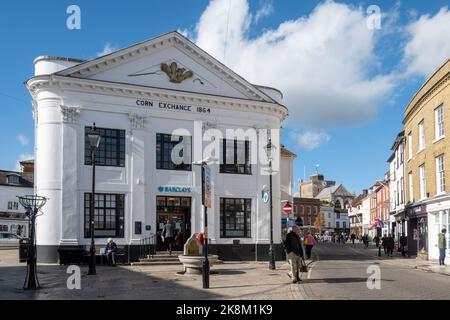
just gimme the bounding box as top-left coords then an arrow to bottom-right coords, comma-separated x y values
282,203 -> 293,214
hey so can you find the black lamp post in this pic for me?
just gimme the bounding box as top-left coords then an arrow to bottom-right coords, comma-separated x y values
265,137 -> 276,270
193,157 -> 215,289
87,123 -> 101,275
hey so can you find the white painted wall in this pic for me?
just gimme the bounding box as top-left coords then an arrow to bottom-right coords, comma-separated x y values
31,75 -> 284,249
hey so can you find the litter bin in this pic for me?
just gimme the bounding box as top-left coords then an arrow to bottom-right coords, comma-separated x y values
19,238 -> 29,263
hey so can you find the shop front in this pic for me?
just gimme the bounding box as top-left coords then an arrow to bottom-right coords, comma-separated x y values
406,204 -> 428,259
426,196 -> 450,261
156,196 -> 191,251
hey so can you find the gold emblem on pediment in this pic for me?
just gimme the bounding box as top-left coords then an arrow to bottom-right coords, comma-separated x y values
161,62 -> 194,83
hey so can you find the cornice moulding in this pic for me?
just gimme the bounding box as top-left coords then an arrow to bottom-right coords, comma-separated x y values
26,75 -> 289,121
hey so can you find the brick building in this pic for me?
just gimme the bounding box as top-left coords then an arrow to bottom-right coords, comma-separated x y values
293,197 -> 321,232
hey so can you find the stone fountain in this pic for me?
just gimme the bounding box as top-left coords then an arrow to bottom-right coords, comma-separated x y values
178,233 -> 219,274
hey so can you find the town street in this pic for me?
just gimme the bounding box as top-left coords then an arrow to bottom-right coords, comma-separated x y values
1,243 -> 450,300
300,242 -> 450,300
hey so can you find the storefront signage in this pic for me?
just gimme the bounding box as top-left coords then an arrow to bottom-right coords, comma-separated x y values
158,186 -> 191,193
136,99 -> 211,114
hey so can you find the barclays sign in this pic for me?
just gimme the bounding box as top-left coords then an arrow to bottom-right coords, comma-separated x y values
158,186 -> 191,193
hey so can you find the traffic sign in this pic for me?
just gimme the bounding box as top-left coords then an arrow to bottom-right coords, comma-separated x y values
282,203 -> 293,214
262,192 -> 269,203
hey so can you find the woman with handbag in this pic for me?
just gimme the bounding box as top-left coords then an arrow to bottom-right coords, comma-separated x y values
304,231 -> 316,260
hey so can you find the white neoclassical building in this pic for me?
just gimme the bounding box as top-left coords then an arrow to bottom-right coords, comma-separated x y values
26,32 -> 288,263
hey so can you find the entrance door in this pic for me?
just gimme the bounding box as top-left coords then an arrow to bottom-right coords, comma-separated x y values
156,196 -> 191,251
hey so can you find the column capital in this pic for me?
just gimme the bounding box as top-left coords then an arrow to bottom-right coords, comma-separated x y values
60,105 -> 80,123
129,113 -> 146,130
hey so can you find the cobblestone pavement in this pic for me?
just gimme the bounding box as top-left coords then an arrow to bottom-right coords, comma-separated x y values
0,249 -> 303,300
300,242 -> 450,300
2,244 -> 449,300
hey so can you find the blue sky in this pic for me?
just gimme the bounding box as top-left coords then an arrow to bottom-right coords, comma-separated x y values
1,0 -> 450,194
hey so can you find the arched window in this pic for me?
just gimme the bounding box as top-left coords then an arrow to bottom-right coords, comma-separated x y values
334,200 -> 342,209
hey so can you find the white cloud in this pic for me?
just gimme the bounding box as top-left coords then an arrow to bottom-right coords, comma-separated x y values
254,2 -> 274,24
17,134 -> 29,146
403,6 -> 450,77
15,153 -> 34,171
193,0 -> 394,129
97,43 -> 118,57
291,131 -> 330,151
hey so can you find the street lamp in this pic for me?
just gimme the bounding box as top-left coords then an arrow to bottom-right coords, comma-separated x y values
193,156 -> 216,289
87,123 -> 101,275
264,136 -> 276,270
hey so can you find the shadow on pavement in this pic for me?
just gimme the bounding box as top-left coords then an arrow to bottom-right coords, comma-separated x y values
0,263 -> 222,300
301,277 -> 395,284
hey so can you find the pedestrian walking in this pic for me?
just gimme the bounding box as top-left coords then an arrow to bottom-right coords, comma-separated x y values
400,233 -> 407,257
386,234 -> 394,257
381,233 -> 388,255
374,235 -> 380,248
304,231 -> 316,260
438,228 -> 447,266
162,219 -> 174,255
350,233 -> 356,245
362,234 -> 369,248
284,226 -> 304,284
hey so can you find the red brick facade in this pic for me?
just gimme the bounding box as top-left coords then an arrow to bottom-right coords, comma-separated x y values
293,197 -> 321,229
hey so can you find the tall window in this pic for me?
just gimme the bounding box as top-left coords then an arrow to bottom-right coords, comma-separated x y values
419,165 -> 426,199
435,105 -> 444,140
336,221 -> 340,229
156,133 -> 192,171
409,172 -> 414,203
84,193 -> 125,238
400,177 -> 404,204
436,155 -> 445,194
220,198 -> 251,238
85,127 -> 125,167
418,120 -> 425,151
220,139 -> 251,174
408,132 -> 412,160
400,143 -> 404,164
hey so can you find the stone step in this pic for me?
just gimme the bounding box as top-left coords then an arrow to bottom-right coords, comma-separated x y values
139,257 -> 180,263
131,260 -> 182,266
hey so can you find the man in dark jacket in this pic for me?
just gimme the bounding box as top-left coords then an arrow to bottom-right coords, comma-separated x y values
400,233 -> 407,257
385,234 -> 395,257
105,238 -> 118,266
284,226 -> 304,284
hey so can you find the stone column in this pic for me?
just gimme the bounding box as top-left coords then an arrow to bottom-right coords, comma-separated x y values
59,105 -> 81,247
129,114 -> 147,258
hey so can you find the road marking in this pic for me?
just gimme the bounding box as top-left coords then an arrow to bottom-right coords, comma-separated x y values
307,251 -> 319,279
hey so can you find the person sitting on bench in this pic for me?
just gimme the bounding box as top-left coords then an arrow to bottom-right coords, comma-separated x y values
105,238 -> 117,266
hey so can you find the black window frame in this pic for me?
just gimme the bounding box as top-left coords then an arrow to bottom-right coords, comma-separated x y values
220,198 -> 252,238
156,133 -> 192,171
84,193 -> 125,238
220,139 -> 252,175
84,127 -> 126,167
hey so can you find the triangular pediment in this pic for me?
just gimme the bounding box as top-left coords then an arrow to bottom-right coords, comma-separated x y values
57,32 -> 275,103
333,185 -> 353,197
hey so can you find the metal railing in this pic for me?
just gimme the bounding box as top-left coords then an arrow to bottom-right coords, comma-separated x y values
139,234 -> 156,259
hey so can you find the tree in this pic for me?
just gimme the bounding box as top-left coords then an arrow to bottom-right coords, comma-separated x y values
314,212 -> 325,232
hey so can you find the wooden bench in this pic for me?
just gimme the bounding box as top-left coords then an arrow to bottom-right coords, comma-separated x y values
97,246 -> 128,264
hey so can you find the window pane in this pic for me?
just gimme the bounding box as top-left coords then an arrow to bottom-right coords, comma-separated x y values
84,193 -> 125,238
